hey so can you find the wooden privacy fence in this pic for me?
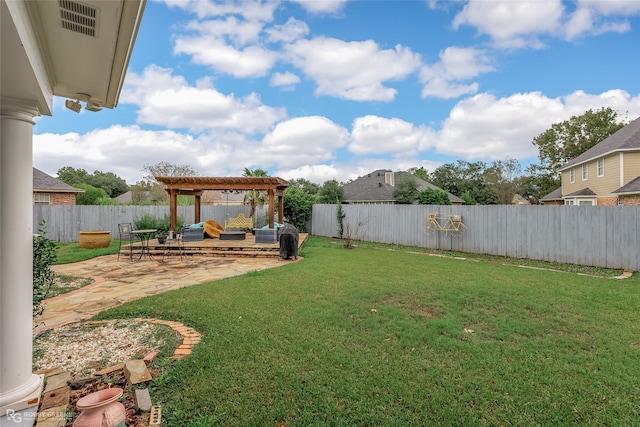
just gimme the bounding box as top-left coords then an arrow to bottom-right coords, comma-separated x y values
34,204 -> 639,270
311,204 -> 640,271
33,205 -> 270,243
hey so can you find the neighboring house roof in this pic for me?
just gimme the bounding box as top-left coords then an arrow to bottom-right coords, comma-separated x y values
565,187 -> 597,197
512,194 -> 535,205
612,176 -> 640,195
114,190 -> 151,203
33,168 -> 84,193
540,187 -> 563,201
559,116 -> 640,171
343,169 -> 464,204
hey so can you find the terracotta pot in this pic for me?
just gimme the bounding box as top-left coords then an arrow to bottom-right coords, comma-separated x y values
78,231 -> 111,249
73,388 -> 125,427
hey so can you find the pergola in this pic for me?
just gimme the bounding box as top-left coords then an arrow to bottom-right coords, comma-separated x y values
155,176 -> 290,232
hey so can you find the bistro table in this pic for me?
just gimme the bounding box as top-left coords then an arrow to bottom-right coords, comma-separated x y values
131,229 -> 157,261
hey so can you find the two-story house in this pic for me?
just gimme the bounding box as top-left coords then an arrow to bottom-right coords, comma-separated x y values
541,116 -> 640,206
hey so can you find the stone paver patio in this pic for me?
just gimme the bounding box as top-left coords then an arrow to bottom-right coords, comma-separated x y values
34,254 -> 295,334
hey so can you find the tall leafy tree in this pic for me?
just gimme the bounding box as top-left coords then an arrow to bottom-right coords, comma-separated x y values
57,166 -> 89,185
288,178 -> 320,195
57,167 -> 128,198
141,162 -> 199,203
531,107 -> 624,177
317,179 -> 343,204
484,157 -> 524,204
409,166 -> 431,182
89,171 -> 128,198
431,160 -> 497,205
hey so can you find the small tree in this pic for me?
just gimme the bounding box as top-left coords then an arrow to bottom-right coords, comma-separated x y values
33,220 -> 57,319
342,216 -> 369,249
336,201 -> 346,238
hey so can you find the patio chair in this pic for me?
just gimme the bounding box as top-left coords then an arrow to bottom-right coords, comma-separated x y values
117,223 -> 139,261
161,232 -> 185,262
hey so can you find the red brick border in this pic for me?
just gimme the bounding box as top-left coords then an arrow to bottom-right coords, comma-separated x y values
83,318 -> 202,359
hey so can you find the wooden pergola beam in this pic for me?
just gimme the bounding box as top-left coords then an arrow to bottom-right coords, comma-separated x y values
156,176 -> 289,232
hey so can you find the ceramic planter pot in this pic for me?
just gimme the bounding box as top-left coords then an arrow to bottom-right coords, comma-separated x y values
73,388 -> 125,427
78,231 -> 111,249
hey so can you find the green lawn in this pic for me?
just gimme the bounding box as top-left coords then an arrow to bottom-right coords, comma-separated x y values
55,240 -> 120,264
94,237 -> 640,426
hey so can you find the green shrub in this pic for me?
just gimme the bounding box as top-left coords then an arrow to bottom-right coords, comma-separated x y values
134,214 -> 184,235
75,183 -> 110,205
418,188 -> 451,205
33,220 -> 57,319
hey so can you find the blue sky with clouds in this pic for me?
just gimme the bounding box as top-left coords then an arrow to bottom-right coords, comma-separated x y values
33,0 -> 640,185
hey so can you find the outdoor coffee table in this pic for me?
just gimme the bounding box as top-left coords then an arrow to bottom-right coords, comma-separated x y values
219,231 -> 246,241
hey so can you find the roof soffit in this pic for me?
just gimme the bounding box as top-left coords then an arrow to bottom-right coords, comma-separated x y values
36,0 -> 145,108
1,0 -> 145,115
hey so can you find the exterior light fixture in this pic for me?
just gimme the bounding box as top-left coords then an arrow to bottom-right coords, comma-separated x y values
65,99 -> 82,113
85,100 -> 102,112
77,93 -> 103,112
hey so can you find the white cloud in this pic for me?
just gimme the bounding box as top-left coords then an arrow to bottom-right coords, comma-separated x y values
161,0 -> 279,22
259,116 -> 349,167
580,0 -> 640,16
33,126 -> 199,184
122,65 -> 286,133
286,37 -> 421,101
439,46 -> 494,80
420,46 -> 493,99
452,0 -> 564,48
564,1 -> 637,39
289,0 -> 347,14
265,17 -> 310,43
421,78 -> 479,100
270,72 -> 301,88
276,164 -> 346,184
252,116 -> 349,168
184,16 -> 264,46
433,89 -> 640,160
452,0 -> 638,47
174,36 -> 276,78
350,115 -> 434,157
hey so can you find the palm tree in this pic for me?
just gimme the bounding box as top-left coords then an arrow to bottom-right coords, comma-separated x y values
243,168 -> 269,217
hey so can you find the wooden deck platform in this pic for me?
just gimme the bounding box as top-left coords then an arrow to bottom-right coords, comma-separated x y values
123,233 -> 308,259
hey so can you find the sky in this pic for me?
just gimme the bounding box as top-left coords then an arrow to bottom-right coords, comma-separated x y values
33,0 -> 640,185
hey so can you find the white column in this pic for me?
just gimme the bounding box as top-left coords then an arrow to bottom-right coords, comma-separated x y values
0,102 -> 44,416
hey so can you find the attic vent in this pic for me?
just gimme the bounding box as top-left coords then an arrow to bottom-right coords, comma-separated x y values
59,0 -> 97,37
